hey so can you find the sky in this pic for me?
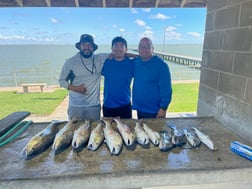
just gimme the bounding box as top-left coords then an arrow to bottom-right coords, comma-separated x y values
0,7 -> 206,45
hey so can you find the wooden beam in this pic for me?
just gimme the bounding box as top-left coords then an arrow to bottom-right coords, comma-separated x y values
180,0 -> 187,7
102,0 -> 106,7
45,0 -> 51,7
74,0 -> 79,7
16,0 -> 23,7
155,0 -> 160,8
129,0 -> 133,8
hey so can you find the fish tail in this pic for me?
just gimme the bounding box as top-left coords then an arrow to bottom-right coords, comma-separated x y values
87,143 -> 93,150
72,140 -> 78,149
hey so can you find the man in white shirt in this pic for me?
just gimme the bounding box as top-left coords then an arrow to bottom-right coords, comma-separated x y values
58,34 -> 108,120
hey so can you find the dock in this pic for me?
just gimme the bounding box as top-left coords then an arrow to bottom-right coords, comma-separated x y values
130,49 -> 202,69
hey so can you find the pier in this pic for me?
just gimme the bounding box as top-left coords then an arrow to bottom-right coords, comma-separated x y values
130,49 -> 202,69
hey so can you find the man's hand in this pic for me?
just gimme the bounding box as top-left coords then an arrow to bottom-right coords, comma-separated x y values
68,84 -> 86,94
156,108 -> 166,118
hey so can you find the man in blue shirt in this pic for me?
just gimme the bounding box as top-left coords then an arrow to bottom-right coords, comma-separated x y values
101,36 -> 134,118
132,37 -> 172,119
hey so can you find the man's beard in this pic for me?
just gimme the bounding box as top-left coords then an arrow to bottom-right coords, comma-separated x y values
80,51 -> 93,58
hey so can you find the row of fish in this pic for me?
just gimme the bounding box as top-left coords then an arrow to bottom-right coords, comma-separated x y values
22,118 -> 217,159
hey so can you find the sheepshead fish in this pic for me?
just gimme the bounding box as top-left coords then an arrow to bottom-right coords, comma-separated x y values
87,122 -> 105,151
142,123 -> 160,146
159,130 -> 173,152
113,118 -> 135,146
72,120 -> 91,150
22,120 -> 65,159
103,119 -> 123,155
183,128 -> 201,147
192,127 -> 218,151
52,119 -> 76,154
134,122 -> 149,145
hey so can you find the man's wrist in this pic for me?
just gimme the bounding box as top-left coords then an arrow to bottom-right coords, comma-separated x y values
160,107 -> 167,111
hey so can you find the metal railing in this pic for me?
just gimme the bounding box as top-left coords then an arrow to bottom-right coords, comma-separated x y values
0,65 -> 200,87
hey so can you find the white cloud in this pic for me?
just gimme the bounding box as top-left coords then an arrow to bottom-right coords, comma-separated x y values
140,30 -> 153,38
0,34 -> 55,43
164,26 -> 182,40
131,8 -> 138,14
135,19 -> 146,27
142,8 -> 151,12
145,26 -> 152,30
149,13 -> 171,20
0,34 -> 25,40
50,17 -> 59,24
188,32 -> 201,38
119,28 -> 125,33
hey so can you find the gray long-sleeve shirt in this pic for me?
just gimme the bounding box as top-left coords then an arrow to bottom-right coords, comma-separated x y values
58,52 -> 108,108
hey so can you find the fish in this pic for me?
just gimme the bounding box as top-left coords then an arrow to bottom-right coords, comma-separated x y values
87,122 -> 105,151
183,128 -> 201,147
72,120 -> 91,150
52,119 -> 77,154
168,124 -> 187,147
113,118 -> 135,146
103,119 -> 123,155
134,122 -> 149,145
192,127 -> 218,151
22,120 -> 65,159
142,123 -> 160,146
159,130 -> 173,152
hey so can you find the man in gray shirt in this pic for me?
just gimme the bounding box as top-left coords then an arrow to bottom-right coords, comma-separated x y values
58,34 -> 108,120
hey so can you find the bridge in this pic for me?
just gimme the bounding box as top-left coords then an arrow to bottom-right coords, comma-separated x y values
130,49 -> 202,69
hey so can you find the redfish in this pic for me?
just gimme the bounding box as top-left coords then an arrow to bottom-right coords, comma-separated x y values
72,120 -> 91,150
87,122 -> 104,151
103,119 -> 123,155
113,118 -> 135,146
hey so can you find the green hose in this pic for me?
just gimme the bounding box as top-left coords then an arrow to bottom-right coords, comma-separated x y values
0,120 -> 33,147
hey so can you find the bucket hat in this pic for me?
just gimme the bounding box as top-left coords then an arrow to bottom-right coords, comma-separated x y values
75,34 -> 98,51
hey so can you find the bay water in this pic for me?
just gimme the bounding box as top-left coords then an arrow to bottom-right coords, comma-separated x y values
0,44 -> 202,87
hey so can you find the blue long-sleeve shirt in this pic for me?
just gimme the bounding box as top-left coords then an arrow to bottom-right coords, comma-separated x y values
132,55 -> 172,114
101,57 -> 134,108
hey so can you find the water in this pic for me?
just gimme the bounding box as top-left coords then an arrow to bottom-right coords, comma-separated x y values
0,44 -> 202,87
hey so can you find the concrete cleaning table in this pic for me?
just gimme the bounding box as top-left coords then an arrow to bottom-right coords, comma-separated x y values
0,117 -> 251,189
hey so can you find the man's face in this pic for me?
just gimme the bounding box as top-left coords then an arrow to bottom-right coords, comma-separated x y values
80,42 -> 94,58
138,39 -> 153,61
112,41 -> 127,60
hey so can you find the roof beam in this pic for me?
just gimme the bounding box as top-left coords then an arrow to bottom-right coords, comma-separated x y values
16,0 -> 23,7
102,0 -> 106,7
155,0 -> 160,8
129,0 -> 133,8
180,0 -> 186,7
45,0 -> 51,7
74,0 -> 79,7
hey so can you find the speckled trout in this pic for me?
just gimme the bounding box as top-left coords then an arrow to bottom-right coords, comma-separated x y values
192,127 -> 217,151
113,118 -> 135,146
22,120 -> 65,159
103,119 -> 123,155
134,122 -> 149,145
52,119 -> 77,154
87,122 -> 105,151
72,120 -> 91,150
142,123 -> 160,146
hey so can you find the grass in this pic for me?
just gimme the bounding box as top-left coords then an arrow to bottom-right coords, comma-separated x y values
0,83 -> 199,119
168,83 -> 199,112
0,89 -> 68,119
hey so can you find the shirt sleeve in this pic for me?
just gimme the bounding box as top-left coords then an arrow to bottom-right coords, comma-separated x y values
58,59 -> 71,89
159,60 -> 172,109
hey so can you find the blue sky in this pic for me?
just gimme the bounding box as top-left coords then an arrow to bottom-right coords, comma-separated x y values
0,7 -> 206,45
